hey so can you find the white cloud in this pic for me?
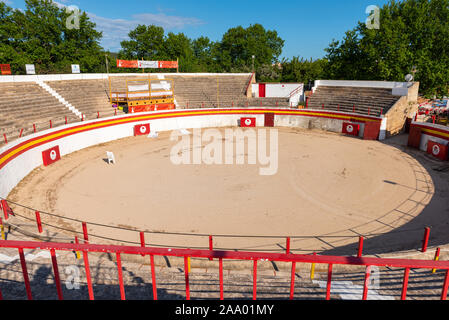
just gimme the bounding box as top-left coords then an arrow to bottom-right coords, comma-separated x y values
52,1 -> 204,52
0,0 -> 14,6
90,13 -> 204,52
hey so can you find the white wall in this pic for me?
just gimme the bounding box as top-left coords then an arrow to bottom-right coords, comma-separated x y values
0,108 -> 381,198
265,84 -> 303,98
0,73 -> 253,83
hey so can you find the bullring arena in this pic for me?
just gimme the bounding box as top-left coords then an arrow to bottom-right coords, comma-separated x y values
1,74 -> 449,300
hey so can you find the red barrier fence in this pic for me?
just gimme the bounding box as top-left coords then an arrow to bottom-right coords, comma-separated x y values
0,198 -> 433,255
0,239 -> 449,301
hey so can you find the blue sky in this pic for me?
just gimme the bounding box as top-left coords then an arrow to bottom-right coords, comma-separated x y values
5,0 -> 391,59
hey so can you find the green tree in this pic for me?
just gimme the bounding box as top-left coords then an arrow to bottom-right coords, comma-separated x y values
216,24 -> 284,73
325,0 -> 449,96
0,0 -> 105,74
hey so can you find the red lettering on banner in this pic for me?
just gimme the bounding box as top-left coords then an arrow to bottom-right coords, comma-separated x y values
0,64 -> 11,75
158,61 -> 178,69
116,60 -> 139,68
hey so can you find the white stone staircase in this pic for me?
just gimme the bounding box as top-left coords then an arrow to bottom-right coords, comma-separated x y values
35,80 -> 83,119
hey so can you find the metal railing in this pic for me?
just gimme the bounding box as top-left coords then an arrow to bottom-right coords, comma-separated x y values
0,239 -> 448,301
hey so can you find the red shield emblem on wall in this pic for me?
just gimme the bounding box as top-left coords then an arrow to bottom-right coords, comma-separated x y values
342,122 -> 360,136
42,146 -> 61,166
134,124 -> 150,136
427,140 -> 448,161
241,118 -> 256,128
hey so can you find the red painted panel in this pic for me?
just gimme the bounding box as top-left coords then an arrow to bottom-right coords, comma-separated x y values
363,121 -> 381,140
264,113 -> 275,127
259,84 -> 266,98
342,122 -> 360,136
408,126 -> 422,149
427,140 -> 449,161
134,123 -> 150,136
241,117 -> 256,128
42,146 -> 61,166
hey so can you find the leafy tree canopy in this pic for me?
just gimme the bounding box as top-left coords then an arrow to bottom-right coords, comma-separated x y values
324,0 -> 449,96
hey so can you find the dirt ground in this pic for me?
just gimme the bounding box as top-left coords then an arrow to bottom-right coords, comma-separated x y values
7,127 -> 446,254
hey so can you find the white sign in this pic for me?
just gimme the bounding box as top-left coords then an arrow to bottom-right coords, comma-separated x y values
138,60 -> 158,69
71,64 -> 80,74
25,64 -> 36,75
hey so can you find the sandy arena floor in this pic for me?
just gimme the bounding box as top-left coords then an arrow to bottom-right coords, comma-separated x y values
7,127 -> 445,253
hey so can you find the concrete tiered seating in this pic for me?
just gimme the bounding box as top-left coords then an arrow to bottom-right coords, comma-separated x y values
170,75 -> 252,108
46,79 -> 118,120
307,86 -> 401,116
0,82 -> 79,146
248,97 -> 291,108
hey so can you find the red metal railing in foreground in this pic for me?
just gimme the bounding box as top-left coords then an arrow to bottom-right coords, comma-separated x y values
1,240 -> 449,301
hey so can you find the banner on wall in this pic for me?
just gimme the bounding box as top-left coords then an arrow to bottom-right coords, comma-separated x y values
138,60 -> 158,69
0,64 -> 11,75
71,64 -> 80,74
117,60 -> 139,68
117,59 -> 178,69
25,64 -> 36,75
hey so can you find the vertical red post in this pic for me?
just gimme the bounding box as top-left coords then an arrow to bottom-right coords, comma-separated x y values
82,251 -> 94,300
140,232 -> 145,248
184,256 -> 190,300
401,268 -> 410,300
326,264 -> 333,300
422,227 -> 430,253
35,211 -> 43,233
3,134 -> 7,145
65,116 -> 68,125
33,124 -> 36,133
50,249 -> 63,300
50,120 -> 52,128
19,129 -> 24,138
140,232 -> 145,257
433,248 -> 441,273
322,104 -> 324,110
18,248 -> 32,300
286,237 -> 291,255
290,262 -> 296,300
253,260 -> 258,300
219,258 -> 224,300
0,216 -> 4,240
305,98 -> 308,109
97,112 -> 100,119
358,237 -> 364,257
116,253 -> 126,300
380,108 -> 383,116
82,222 -> 89,244
1,200 -> 9,220
150,254 -> 158,300
441,270 -> 449,300
209,235 -> 213,261
362,265 -> 371,300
